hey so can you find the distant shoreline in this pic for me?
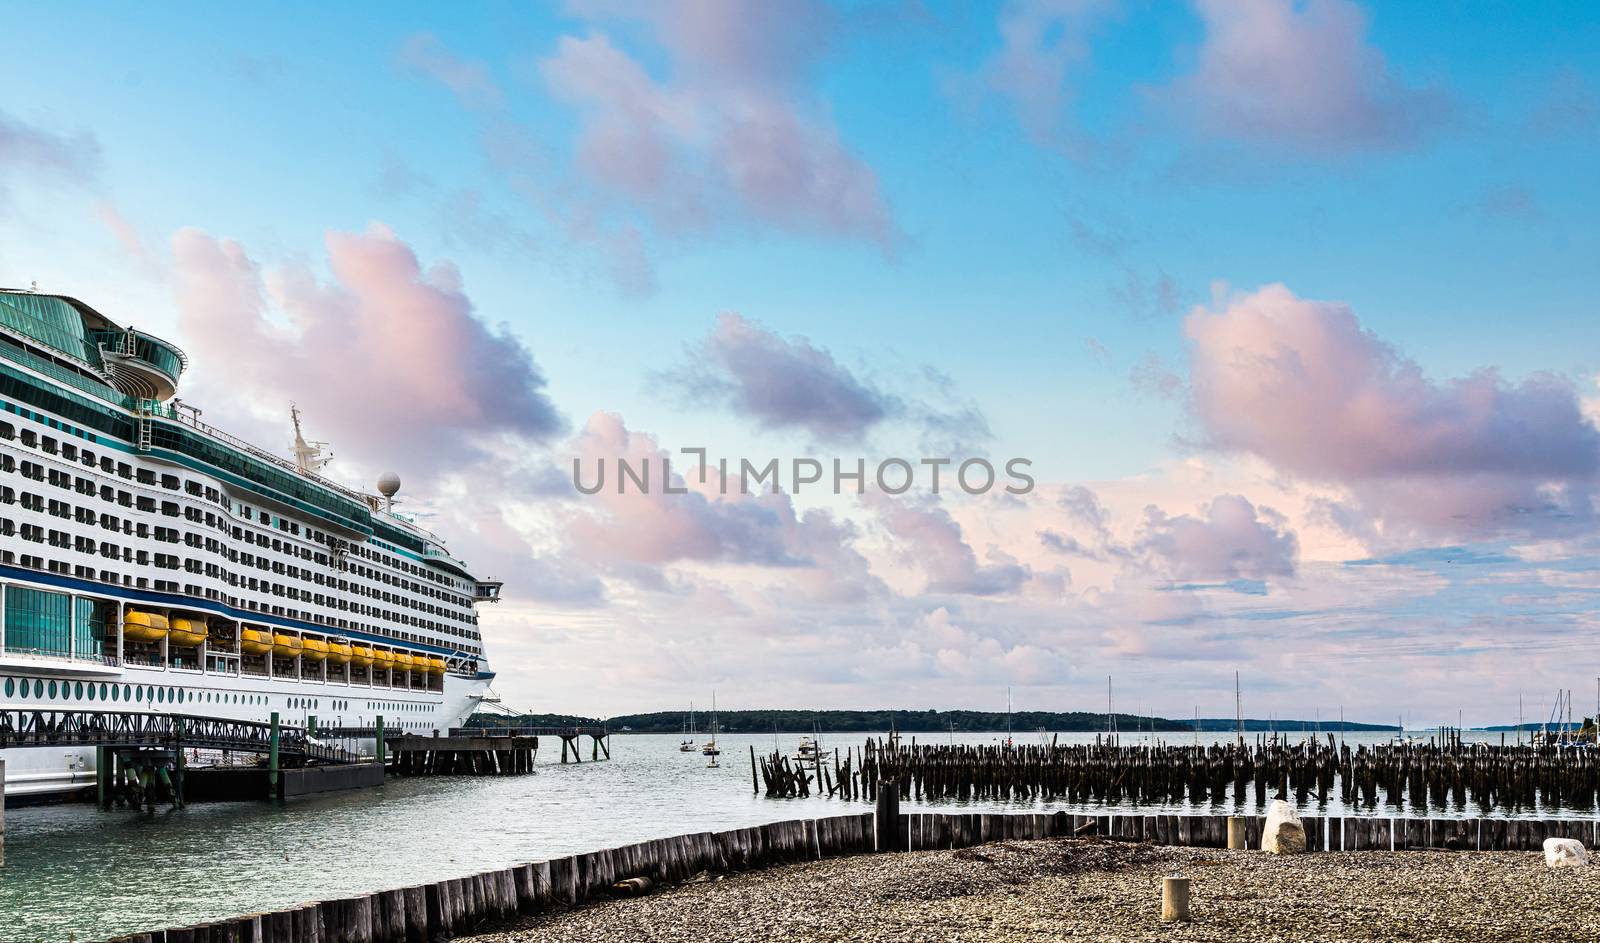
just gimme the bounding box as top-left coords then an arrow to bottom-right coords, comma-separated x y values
468,709 -> 1400,735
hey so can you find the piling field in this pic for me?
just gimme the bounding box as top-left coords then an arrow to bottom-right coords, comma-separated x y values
766,735 -> 1600,811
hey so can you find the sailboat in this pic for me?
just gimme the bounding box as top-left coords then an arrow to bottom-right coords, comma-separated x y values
679,701 -> 697,752
702,693 -> 722,765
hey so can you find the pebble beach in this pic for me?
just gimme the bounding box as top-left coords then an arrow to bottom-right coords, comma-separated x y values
465,838 -> 1600,943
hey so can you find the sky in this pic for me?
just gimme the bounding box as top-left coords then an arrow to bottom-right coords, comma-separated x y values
1,0 -> 1597,726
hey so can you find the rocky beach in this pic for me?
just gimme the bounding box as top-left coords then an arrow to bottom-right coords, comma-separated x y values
465,837 -> 1600,942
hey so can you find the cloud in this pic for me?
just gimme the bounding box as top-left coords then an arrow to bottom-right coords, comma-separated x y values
564,411 -> 884,600
170,223 -> 564,478
397,33 -> 503,110
970,0 -> 1118,153
0,108 -> 100,202
1162,0 -> 1451,154
873,495 -> 1032,596
1184,283 -> 1600,538
537,2 -> 896,248
1135,494 -> 1298,581
667,313 -> 893,441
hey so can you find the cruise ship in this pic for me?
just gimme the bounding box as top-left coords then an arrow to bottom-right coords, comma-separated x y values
0,287 -> 502,799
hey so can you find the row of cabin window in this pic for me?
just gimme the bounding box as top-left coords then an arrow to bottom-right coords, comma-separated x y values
2,439 -> 479,630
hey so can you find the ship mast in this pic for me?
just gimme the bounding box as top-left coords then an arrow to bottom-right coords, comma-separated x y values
290,404 -> 333,475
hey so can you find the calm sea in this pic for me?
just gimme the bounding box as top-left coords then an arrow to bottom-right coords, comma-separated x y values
0,729 -> 1553,942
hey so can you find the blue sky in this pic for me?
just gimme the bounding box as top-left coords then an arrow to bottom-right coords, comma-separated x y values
2,0 -> 1598,721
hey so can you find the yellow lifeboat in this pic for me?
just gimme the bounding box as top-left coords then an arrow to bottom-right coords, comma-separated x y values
123,610 -> 169,642
271,633 -> 304,659
350,645 -> 374,667
301,638 -> 329,662
327,640 -> 353,665
425,656 -> 446,675
372,649 -> 396,670
241,627 -> 273,655
168,617 -> 207,647
393,652 -> 416,673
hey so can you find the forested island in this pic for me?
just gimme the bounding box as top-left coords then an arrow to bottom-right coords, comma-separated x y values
469,709 -> 1398,734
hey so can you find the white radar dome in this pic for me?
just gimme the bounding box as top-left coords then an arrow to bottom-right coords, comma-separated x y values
377,472 -> 402,499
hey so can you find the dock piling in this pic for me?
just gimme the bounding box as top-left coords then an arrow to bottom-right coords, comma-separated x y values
268,711 -> 280,801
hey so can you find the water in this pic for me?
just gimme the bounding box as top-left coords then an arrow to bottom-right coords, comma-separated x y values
0,729 -> 1565,942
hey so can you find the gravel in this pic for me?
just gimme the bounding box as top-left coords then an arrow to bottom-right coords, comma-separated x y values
461,838 -> 1600,943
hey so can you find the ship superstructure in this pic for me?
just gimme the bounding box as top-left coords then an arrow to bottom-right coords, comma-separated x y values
0,287 -> 502,798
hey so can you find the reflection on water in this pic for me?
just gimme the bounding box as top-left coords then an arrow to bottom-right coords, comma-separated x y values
0,730 -> 1561,942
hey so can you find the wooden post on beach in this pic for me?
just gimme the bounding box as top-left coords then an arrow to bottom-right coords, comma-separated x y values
875,777 -> 901,851
1161,876 -> 1191,922
750,745 -> 759,793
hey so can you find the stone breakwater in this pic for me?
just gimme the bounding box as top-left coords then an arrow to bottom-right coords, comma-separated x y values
467,839 -> 1600,943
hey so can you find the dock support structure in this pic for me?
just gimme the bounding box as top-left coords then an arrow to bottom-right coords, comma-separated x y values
268,711 -> 280,800
96,745 -> 110,810
1,757 -> 6,866
376,715 -> 386,769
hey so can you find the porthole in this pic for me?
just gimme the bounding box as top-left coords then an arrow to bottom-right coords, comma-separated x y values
100,683 -> 108,699
124,684 -> 132,700
35,679 -> 45,698
111,685 -> 120,702
156,687 -> 164,704
168,687 -> 176,703
48,681 -> 57,699
177,689 -> 184,704
88,683 -> 96,702
134,686 -> 143,703
3,678 -> 12,697
74,682 -> 84,700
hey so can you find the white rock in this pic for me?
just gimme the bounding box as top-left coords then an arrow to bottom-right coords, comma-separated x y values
1544,837 -> 1588,868
1260,799 -> 1307,855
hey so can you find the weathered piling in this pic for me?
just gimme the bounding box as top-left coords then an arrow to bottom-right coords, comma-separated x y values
840,735 -> 1600,813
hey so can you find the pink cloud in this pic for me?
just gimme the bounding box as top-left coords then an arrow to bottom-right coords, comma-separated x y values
565,412 -> 883,600
973,0 -> 1118,149
872,495 -> 1033,596
538,3 -> 896,248
397,33 -> 503,110
1185,284 -> 1600,537
668,313 -> 893,441
1164,0 -> 1451,154
1135,494 -> 1298,581
171,224 -> 563,478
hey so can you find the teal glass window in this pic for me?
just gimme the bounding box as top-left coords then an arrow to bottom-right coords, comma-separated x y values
3,678 -> 11,697
5,586 -> 72,657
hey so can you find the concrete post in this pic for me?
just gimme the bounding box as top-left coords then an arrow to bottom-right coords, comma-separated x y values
1161,876 -> 1191,922
1227,816 -> 1247,850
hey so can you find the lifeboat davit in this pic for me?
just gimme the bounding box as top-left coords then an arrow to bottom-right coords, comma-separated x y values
123,609 -> 169,642
272,634 -> 304,659
168,617 -> 207,647
301,638 -> 329,662
327,640 -> 353,665
350,645 -> 375,667
240,627 -> 273,655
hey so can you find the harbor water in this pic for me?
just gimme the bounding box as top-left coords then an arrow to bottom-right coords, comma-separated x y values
0,729 -> 1560,942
